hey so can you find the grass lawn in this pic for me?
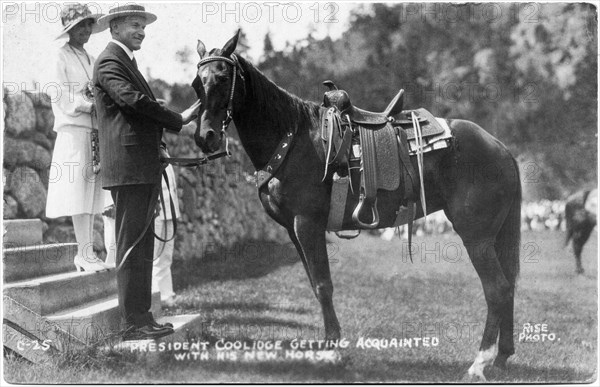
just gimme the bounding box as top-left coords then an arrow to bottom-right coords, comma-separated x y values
3,229 -> 597,383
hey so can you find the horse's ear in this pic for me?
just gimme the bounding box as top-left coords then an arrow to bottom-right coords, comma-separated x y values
197,40 -> 207,59
222,29 -> 240,57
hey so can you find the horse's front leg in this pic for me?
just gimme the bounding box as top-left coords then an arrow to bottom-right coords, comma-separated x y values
572,225 -> 593,274
292,214 -> 341,341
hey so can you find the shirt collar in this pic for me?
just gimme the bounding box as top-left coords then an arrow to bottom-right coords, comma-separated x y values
111,39 -> 135,61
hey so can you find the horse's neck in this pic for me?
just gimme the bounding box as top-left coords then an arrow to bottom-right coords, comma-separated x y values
234,121 -> 282,169
234,64 -> 319,170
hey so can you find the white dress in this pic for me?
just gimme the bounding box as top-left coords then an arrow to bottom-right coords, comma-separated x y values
45,43 -> 111,218
152,165 -> 181,300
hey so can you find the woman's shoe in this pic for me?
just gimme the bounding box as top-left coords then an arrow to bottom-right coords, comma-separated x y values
73,254 -> 112,272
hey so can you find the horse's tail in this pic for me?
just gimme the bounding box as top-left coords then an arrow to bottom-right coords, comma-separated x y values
496,158 -> 522,286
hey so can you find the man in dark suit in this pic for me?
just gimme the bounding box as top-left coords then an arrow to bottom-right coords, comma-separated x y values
93,4 -> 200,341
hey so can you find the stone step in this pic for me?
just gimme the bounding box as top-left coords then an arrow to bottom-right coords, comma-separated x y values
3,243 -> 78,283
4,269 -> 116,316
45,293 -> 162,346
2,321 -> 57,363
4,292 -> 162,353
3,219 -> 43,247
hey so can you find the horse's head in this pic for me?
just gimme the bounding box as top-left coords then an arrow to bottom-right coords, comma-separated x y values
192,30 -> 245,154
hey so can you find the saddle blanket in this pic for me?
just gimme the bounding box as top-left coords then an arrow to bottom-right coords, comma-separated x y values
407,117 -> 452,155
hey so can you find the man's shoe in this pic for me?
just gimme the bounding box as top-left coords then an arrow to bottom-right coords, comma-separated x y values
122,324 -> 174,341
150,320 -> 174,329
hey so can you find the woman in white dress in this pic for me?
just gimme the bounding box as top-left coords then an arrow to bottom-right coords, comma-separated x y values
46,4 -> 114,271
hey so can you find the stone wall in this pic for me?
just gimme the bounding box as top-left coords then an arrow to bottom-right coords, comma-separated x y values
3,90 -> 287,261
3,90 -> 60,235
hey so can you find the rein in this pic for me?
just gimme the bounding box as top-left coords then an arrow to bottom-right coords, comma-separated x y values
160,150 -> 230,167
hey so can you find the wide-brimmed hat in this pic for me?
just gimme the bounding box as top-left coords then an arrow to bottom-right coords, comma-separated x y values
96,4 -> 157,32
55,4 -> 103,40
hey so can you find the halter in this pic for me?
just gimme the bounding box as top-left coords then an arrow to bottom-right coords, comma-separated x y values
162,54 -> 243,168
197,53 -> 244,156
196,53 -> 298,193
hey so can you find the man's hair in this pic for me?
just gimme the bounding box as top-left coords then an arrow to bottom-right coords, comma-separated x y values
109,16 -> 126,35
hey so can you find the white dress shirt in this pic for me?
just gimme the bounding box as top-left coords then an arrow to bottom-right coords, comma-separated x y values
111,39 -> 134,61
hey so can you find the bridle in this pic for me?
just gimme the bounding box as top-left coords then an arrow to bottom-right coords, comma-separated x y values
196,53 -> 245,156
183,51 -> 298,194
161,53 -> 244,168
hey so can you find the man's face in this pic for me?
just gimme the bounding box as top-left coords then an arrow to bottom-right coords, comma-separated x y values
113,15 -> 146,51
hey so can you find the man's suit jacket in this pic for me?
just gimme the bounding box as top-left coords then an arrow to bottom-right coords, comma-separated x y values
93,42 -> 183,188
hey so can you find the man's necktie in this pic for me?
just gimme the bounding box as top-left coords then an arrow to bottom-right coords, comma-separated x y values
132,57 -> 138,70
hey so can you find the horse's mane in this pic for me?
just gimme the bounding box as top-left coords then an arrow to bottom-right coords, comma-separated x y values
235,54 -> 320,135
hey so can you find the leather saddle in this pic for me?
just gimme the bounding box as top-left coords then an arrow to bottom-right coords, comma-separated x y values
321,81 -> 419,230
322,80 -> 404,125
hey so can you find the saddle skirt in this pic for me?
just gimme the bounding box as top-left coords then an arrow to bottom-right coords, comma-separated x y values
393,108 -> 452,155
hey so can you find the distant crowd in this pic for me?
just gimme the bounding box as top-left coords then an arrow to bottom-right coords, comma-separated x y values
379,200 -> 567,240
521,200 -> 565,232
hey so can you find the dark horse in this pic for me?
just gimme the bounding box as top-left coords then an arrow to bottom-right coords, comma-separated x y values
565,188 -> 597,274
192,32 -> 522,381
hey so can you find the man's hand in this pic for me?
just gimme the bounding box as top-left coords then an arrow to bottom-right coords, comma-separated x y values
181,100 -> 202,125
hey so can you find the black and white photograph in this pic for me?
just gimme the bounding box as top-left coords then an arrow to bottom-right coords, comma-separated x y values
1,1 -> 598,383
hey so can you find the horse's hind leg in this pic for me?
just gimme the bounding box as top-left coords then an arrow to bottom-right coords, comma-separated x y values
292,215 -> 341,340
463,238 -> 512,381
495,280 -> 515,370
572,223 -> 593,274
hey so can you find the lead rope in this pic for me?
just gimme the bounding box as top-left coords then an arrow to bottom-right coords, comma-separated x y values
412,112 -> 427,229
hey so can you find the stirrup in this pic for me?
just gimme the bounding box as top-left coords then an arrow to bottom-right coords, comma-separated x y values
352,196 -> 380,229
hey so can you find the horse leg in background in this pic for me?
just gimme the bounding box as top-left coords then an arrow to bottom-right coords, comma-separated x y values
572,222 -> 594,274
292,215 -> 341,341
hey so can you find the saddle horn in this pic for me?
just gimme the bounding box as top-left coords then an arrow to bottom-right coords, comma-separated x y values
323,80 -> 338,91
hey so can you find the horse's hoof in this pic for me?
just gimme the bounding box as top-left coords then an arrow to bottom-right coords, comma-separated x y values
462,372 -> 487,383
324,330 -> 341,343
322,349 -> 343,364
493,355 -> 508,370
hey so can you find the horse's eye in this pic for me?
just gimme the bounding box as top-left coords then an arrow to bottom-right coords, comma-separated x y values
215,75 -> 229,84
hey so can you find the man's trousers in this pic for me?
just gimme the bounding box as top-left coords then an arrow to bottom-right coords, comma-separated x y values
110,184 -> 158,328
